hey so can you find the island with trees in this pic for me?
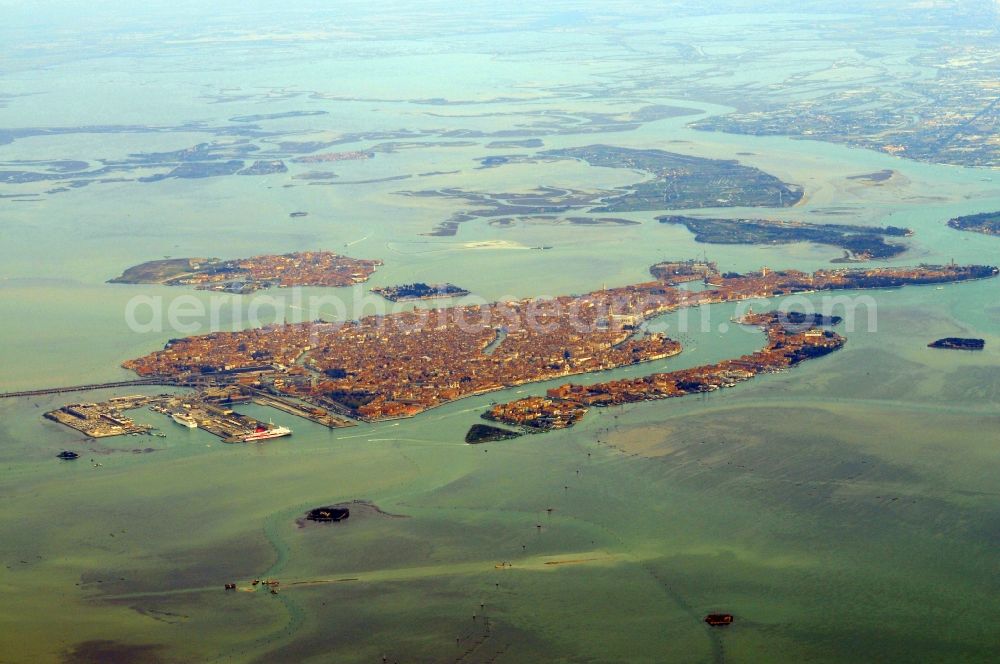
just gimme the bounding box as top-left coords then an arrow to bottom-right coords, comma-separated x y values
947,211 -> 1000,237
465,424 -> 523,444
659,215 -> 912,260
928,338 -> 985,351
372,282 -> 470,302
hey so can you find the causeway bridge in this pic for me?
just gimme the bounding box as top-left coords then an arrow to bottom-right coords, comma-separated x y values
0,379 -> 191,399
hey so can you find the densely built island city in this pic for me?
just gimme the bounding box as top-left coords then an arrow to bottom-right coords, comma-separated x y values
38,254 -> 997,444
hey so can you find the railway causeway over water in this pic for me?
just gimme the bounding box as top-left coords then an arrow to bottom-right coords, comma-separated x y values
0,379 -> 187,399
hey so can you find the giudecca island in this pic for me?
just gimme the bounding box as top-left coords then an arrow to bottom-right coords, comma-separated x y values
486,310 -> 845,432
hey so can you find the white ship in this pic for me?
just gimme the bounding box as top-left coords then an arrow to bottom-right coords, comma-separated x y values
240,423 -> 292,442
171,411 -> 198,428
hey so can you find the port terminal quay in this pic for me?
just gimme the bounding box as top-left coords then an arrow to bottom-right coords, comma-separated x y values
43,386 -> 354,443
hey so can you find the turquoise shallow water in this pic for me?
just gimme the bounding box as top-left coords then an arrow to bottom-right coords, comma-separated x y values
1,3 -> 1000,662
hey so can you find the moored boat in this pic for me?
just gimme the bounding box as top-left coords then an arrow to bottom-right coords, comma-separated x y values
171,411 -> 198,428
241,423 -> 292,442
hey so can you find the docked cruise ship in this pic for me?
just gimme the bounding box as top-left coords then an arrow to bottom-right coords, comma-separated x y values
171,411 -> 198,428
241,423 -> 292,442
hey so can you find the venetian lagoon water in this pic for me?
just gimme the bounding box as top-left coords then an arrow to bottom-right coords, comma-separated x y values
1,3 -> 1000,662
